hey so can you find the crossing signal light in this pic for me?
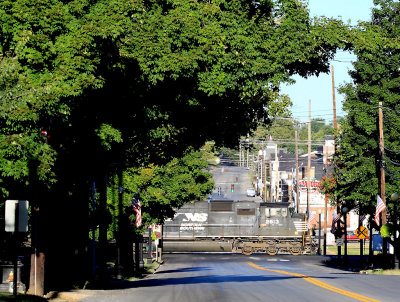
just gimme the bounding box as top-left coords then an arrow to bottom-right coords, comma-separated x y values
231,184 -> 234,192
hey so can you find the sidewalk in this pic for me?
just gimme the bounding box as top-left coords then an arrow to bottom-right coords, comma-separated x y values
45,261 -> 162,301
45,289 -> 103,301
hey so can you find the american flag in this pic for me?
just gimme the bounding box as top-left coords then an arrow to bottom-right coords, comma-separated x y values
131,195 -> 142,227
331,212 -> 341,233
135,210 -> 142,228
374,195 -> 387,226
307,212 -> 316,230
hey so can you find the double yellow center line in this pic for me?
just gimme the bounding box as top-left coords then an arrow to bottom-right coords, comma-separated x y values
248,262 -> 380,302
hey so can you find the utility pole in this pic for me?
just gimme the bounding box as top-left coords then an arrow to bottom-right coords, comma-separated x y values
269,160 -> 272,202
295,130 -> 300,213
261,143 -> 265,197
275,144 -> 279,203
247,144 -> 249,169
324,145 -> 328,256
264,156 -> 268,202
378,101 -> 387,257
239,142 -> 242,167
332,66 -> 337,130
332,65 -> 341,261
307,99 -> 311,217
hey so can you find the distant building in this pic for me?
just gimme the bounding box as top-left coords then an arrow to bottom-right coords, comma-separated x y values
255,136 -> 340,231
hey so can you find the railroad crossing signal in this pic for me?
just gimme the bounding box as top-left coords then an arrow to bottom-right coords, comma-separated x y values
356,226 -> 368,239
231,184 -> 234,192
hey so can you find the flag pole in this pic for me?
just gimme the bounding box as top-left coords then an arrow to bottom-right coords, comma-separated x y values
378,102 -> 387,259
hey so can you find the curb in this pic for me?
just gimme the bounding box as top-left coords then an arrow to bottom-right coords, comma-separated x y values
46,289 -> 102,301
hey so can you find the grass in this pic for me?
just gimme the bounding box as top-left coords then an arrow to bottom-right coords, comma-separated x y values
143,259 -> 160,275
362,269 -> 400,275
124,260 -> 161,281
326,244 -> 378,256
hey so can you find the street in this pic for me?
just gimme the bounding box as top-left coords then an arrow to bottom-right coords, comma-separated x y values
80,253 -> 400,302
210,164 -> 262,202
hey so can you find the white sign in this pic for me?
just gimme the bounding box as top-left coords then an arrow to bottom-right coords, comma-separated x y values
5,200 -> 29,232
336,238 -> 344,247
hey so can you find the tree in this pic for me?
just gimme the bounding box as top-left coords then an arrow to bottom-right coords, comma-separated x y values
122,149 -> 214,230
249,116 -> 333,155
0,0 -> 352,291
0,0 -> 351,198
334,0 -> 400,267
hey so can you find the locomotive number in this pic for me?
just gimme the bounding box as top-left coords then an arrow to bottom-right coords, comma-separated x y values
265,219 -> 279,225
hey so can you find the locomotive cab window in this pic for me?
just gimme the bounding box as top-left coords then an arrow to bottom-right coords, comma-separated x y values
237,208 -> 255,216
265,208 -> 288,217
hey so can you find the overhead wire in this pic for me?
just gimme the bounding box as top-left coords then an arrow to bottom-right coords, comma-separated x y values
383,153 -> 400,166
380,161 -> 400,181
383,146 -> 400,154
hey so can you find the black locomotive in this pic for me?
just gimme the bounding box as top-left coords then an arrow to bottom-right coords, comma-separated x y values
163,200 -> 317,255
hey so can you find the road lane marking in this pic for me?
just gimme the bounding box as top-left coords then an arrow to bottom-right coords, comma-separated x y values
248,262 -> 380,302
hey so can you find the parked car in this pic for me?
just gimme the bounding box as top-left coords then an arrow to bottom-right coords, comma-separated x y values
346,231 -> 358,240
345,231 -> 369,240
246,188 -> 256,197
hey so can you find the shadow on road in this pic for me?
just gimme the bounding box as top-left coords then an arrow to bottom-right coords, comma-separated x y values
106,272 -> 342,290
157,267 -> 212,274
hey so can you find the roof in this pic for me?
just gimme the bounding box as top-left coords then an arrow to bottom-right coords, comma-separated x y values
276,151 -> 326,180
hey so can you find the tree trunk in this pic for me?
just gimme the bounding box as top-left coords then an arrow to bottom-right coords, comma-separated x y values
98,174 -> 108,282
28,204 -> 45,296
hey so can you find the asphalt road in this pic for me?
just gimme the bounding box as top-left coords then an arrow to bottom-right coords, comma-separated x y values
80,253 -> 400,302
210,165 -> 262,202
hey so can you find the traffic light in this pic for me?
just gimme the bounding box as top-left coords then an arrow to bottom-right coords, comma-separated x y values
218,187 -> 221,196
231,184 -> 234,192
235,177 -> 238,184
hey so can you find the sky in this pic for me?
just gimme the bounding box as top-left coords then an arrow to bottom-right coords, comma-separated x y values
282,0 -> 375,123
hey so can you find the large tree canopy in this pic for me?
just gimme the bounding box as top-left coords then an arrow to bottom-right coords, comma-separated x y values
0,0 -> 360,291
0,0 -> 350,198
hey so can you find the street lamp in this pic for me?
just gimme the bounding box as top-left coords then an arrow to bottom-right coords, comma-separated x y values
318,209 -> 322,255
342,206 -> 349,264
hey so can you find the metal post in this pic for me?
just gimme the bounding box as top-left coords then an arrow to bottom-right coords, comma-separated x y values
344,211 -> 348,264
324,146 -> 328,256
318,212 -> 322,255
13,203 -> 19,298
147,228 -> 152,262
239,143 -> 242,167
307,100 -> 311,218
359,215 -> 364,269
116,184 -> 123,280
295,130 -> 299,213
247,147 -> 249,168
92,181 -> 96,277
264,157 -> 267,202
337,205 -> 341,263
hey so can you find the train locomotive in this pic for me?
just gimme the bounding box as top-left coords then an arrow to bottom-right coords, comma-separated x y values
163,200 -> 317,255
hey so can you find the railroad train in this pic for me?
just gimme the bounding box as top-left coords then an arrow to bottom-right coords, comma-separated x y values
163,200 -> 317,255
